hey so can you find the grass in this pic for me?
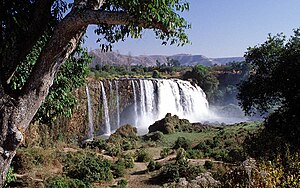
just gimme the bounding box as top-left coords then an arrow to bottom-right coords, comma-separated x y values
161,122 -> 262,147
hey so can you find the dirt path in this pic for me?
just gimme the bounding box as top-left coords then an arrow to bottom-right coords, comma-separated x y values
125,162 -> 160,188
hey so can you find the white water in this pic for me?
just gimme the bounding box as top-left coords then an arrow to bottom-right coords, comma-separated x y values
131,80 -> 138,127
119,79 -> 217,134
94,78 -> 245,136
115,80 -> 120,128
100,81 -> 111,135
85,84 -> 94,140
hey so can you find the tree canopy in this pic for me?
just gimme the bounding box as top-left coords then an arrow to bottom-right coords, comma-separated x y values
237,29 -> 300,147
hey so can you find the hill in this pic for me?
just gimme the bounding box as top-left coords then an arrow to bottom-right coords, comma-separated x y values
89,49 -> 244,67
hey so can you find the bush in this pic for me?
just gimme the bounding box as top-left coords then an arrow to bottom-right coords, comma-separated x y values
186,149 -> 203,159
173,137 -> 192,150
5,167 -> 16,187
135,149 -> 152,162
204,160 -> 213,170
160,147 -> 171,159
117,179 -> 128,188
46,176 -> 91,188
147,160 -> 162,172
89,138 -> 107,150
112,160 -> 126,178
63,152 -> 112,183
122,153 -> 135,168
106,143 -> 122,157
152,70 -> 161,78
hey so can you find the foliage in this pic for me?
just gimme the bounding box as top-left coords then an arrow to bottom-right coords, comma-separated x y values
4,167 -> 16,187
135,148 -> 152,162
182,65 -> 219,100
46,176 -> 91,188
63,152 -> 112,183
186,149 -> 203,159
204,160 -> 213,170
112,159 -> 126,178
12,147 -> 57,174
94,0 -> 191,49
160,147 -> 172,159
238,29 -> 300,146
121,153 -> 135,169
35,46 -> 91,124
147,160 -> 162,172
173,136 -> 192,150
159,148 -> 204,182
9,37 -> 91,125
152,70 -> 162,78
117,179 -> 128,188
219,152 -> 300,188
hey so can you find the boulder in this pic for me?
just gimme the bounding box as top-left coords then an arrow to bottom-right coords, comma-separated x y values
107,124 -> 138,143
148,113 -> 192,134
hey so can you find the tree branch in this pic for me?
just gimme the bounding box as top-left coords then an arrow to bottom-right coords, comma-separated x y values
74,10 -> 170,33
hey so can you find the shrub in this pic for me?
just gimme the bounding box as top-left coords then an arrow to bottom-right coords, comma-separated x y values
122,153 -> 135,168
135,148 -> 152,162
46,176 -> 91,188
147,160 -> 162,172
173,137 -> 192,150
160,147 -> 171,159
204,160 -> 213,170
5,167 -> 16,187
106,143 -> 122,157
112,160 -> 126,178
117,179 -> 128,188
63,152 -> 112,183
186,149 -> 203,159
194,141 -> 210,153
90,138 -> 107,150
152,70 -> 161,78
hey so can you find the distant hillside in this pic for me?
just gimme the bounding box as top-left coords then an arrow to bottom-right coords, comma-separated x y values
89,49 -> 244,67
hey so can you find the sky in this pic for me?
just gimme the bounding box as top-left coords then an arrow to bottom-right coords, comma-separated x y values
83,0 -> 300,58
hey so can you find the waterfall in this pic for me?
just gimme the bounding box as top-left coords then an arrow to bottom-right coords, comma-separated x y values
131,80 -> 138,127
95,78 -> 215,136
115,80 -> 120,128
139,80 -> 146,117
128,79 -> 213,133
100,81 -> 111,135
85,84 -> 94,140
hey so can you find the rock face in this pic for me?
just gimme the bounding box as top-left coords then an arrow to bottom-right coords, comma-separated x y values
148,113 -> 192,134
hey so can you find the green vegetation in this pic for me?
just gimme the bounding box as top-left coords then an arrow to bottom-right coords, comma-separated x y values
238,30 -> 300,150
46,176 -> 91,188
63,152 -> 112,183
158,148 -> 205,183
183,65 -> 219,100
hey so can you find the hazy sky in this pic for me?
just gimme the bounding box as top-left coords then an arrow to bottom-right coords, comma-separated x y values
83,0 -> 300,57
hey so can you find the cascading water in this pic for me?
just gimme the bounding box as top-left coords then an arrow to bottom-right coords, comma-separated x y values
131,80 -> 138,127
85,84 -> 94,140
100,81 -> 111,135
92,78 -> 217,135
115,80 -> 120,128
119,79 -> 215,134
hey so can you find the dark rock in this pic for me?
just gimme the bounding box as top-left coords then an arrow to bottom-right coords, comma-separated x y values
148,113 -> 192,134
143,131 -> 164,142
107,124 -> 138,143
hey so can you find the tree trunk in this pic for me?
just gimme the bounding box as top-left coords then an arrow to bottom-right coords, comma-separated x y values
0,8 -> 86,186
0,88 -> 23,186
